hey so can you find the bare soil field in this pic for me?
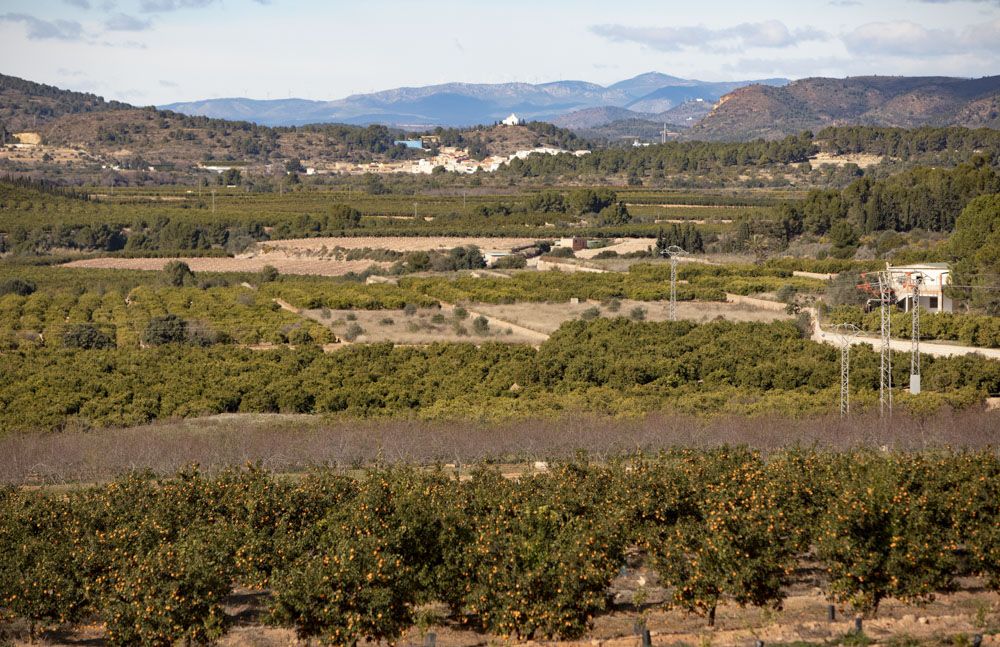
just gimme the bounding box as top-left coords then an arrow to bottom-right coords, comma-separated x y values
63,255 -> 389,276
474,299 -> 792,335
300,305 -> 544,345
255,236 -> 539,254
294,300 -> 787,347
575,238 -> 657,259
0,142 -> 96,165
63,237 -> 543,276
810,151 -> 885,169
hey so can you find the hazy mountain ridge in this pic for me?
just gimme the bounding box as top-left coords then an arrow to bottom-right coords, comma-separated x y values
690,76 -> 1000,140
160,73 -> 789,128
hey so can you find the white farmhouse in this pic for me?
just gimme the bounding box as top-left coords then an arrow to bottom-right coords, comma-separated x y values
888,263 -> 953,313
501,113 -> 522,126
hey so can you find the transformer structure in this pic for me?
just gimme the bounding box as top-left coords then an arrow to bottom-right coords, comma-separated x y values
858,271 -> 895,417
833,323 -> 861,417
662,245 -> 688,321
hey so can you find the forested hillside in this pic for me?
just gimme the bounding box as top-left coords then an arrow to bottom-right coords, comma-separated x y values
690,76 -> 1000,141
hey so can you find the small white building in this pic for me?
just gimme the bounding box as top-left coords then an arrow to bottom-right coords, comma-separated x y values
483,251 -> 512,267
501,113 -> 522,126
888,262 -> 953,313
557,237 -> 588,251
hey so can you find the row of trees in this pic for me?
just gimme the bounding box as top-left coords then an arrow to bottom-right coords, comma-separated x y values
1,318 -> 997,432
3,452 -> 1000,644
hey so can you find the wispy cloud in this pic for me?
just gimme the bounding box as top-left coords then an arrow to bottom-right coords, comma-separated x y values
829,0 -> 862,6
916,0 -> 1000,4
62,0 -> 92,8
100,39 -> 148,49
0,13 -> 84,40
842,19 -> 1000,56
104,13 -> 152,31
589,20 -> 828,53
140,0 -> 215,12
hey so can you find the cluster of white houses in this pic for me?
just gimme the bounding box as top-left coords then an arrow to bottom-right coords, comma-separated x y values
318,145 -> 590,176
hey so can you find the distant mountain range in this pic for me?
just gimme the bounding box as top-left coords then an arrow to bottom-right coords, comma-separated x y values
159,73 -> 788,129
4,72 -> 1000,150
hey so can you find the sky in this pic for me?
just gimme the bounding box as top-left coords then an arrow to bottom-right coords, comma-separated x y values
1,0 -> 998,105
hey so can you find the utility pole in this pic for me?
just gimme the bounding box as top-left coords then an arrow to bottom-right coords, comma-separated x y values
662,245 -> 687,321
833,323 -> 861,417
211,188 -> 216,215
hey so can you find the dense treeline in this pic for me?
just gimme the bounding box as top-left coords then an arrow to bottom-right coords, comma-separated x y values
947,194 -> 1000,315
782,156 -> 1000,235
0,318 -> 996,432
817,126 -> 1000,160
501,132 -> 818,178
2,452 -> 1000,643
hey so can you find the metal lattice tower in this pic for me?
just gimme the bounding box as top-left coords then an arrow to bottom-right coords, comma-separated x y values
663,245 -> 688,321
904,272 -> 925,394
876,271 -> 894,418
833,323 -> 861,417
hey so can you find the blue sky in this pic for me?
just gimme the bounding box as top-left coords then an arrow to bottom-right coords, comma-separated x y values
1,0 -> 998,105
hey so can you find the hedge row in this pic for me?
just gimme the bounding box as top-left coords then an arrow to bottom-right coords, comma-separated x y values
3,319 -> 999,432
2,451 -> 1000,645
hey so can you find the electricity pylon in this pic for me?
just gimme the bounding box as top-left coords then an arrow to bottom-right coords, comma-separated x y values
662,245 -> 688,321
858,271 -> 895,418
901,271 -> 926,395
833,323 -> 861,417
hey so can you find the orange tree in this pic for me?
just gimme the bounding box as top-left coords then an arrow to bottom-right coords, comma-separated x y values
267,489 -> 412,644
949,451 -> 1000,591
453,461 -> 627,640
646,449 -> 799,626
267,466 -> 460,645
0,488 -> 88,639
207,465 -> 357,589
814,453 -> 957,616
68,468 -> 236,647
